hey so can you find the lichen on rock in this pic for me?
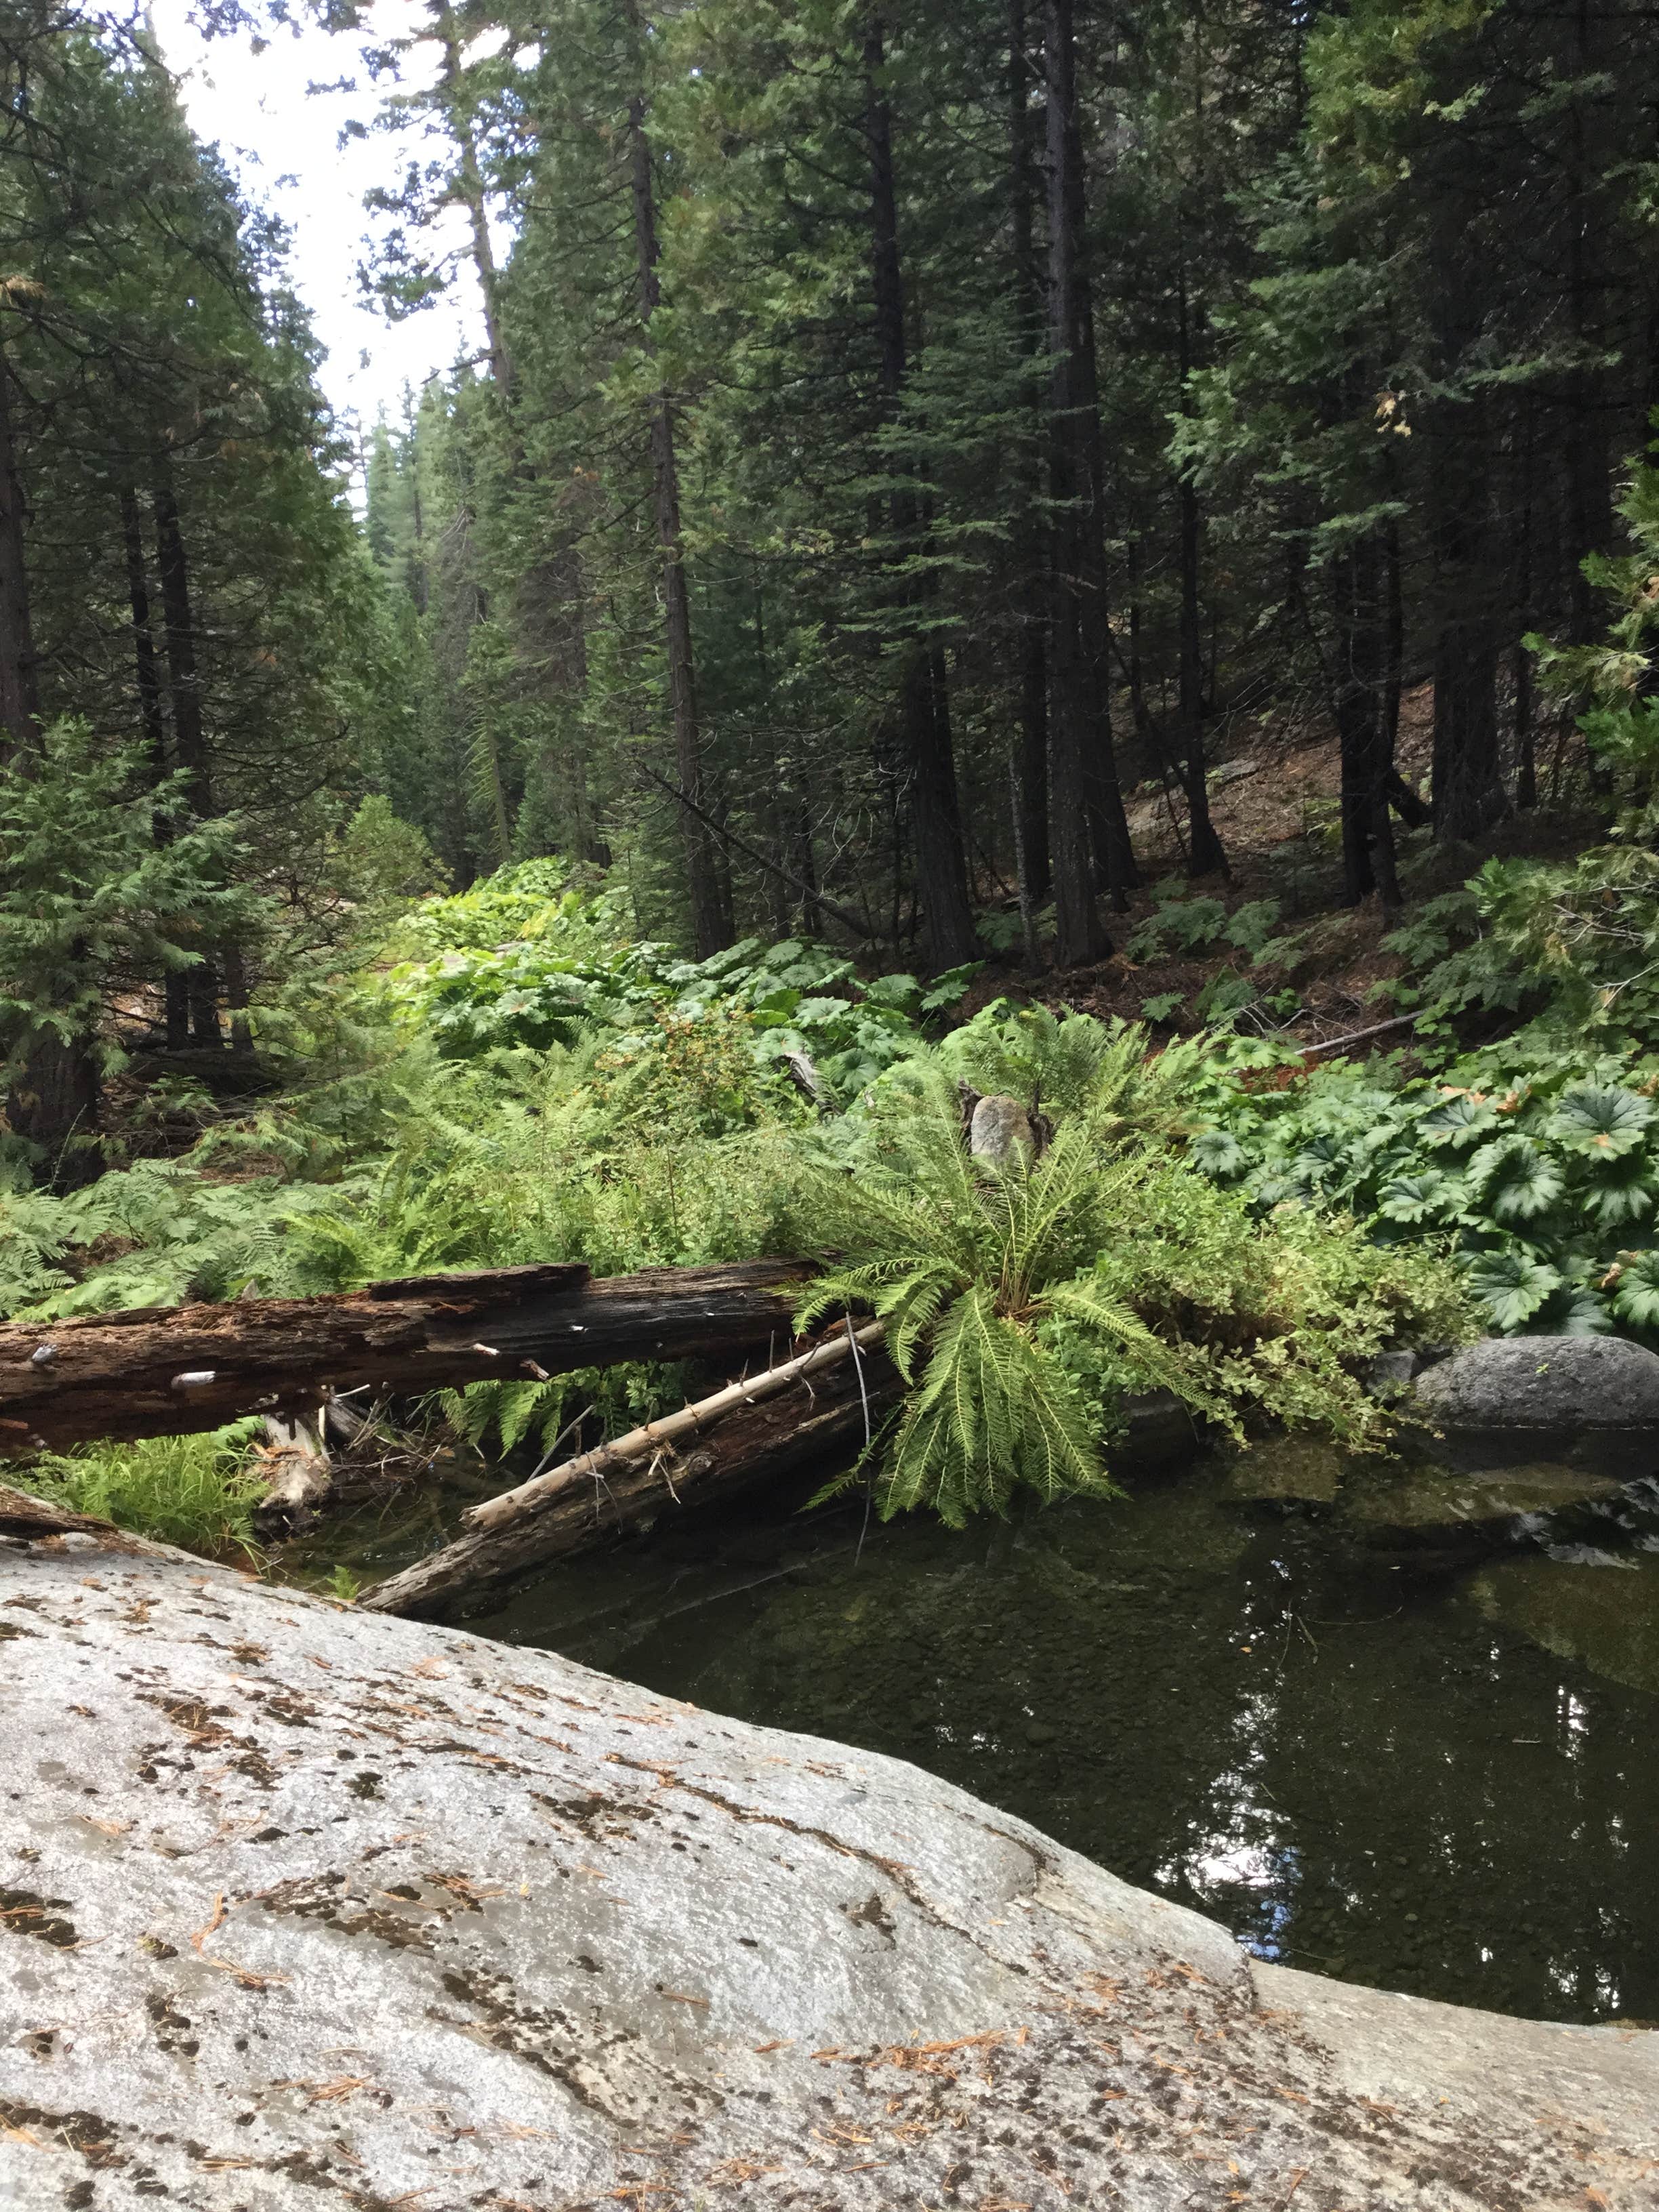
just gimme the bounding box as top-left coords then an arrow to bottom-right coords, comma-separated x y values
1,1532 -> 1655,2209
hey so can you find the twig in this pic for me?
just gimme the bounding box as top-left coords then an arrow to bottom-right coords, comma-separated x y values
1298,1011 -> 1421,1059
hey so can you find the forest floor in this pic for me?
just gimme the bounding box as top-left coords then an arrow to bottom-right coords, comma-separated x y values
978,681 -> 1601,1054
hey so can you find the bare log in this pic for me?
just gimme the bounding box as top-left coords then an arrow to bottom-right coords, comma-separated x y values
0,1258 -> 813,1456
363,1329 -> 902,1620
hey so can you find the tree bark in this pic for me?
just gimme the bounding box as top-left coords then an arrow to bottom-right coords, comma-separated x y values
152,459 -> 223,1046
1008,0 -> 1050,911
863,15 -> 978,971
1332,533 -> 1403,916
1427,468 -> 1504,842
1042,0 -> 1130,964
626,79 -> 730,960
0,1257 -> 814,1456
121,484 -> 191,1050
438,28 -> 515,399
0,347 -> 40,766
361,1330 -> 904,1619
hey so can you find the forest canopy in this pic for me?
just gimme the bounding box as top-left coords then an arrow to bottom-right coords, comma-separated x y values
3,0 -> 1658,1178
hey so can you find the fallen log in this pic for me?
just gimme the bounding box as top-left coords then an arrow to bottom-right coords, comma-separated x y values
0,1257 -> 813,1456
363,1326 -> 902,1619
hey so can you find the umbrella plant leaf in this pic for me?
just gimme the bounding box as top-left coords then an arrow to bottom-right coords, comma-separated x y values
1523,1287 -> 1614,1336
1376,1169 -> 1462,1224
1578,1156 -> 1658,1229
1419,1092 -> 1502,1148
1610,1251 -> 1659,1331
1465,1136 -> 1565,1224
1547,1082 -> 1654,1159
1462,1250 -> 1563,1332
1191,1128 -> 1247,1178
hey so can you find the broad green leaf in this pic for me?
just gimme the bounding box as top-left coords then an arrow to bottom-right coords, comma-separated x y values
1578,1155 -> 1657,1229
1191,1128 -> 1247,1177
1419,1092 -> 1502,1148
1462,1250 -> 1563,1331
1547,1082 -> 1654,1159
1524,1288 -> 1614,1337
1465,1137 -> 1565,1223
1612,1252 -> 1659,1331
1376,1168 -> 1462,1224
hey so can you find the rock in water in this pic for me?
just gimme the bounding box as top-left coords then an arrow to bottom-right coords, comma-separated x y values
1343,1461 -> 1621,1538
1223,1437 -> 1345,1504
968,1092 -> 1036,1164
1469,1551 -> 1659,1698
2,1534 -> 1656,2209
1415,1334 -> 1659,1471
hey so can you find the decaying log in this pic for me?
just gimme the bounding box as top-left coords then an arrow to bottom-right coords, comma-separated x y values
251,1411 -> 333,1541
0,1258 -> 813,1456
363,1328 -> 902,1620
466,1323 -> 887,1536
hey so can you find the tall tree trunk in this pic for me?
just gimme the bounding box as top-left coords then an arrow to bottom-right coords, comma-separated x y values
1427,406 -> 1506,842
1563,0 -> 1613,649
1042,0 -> 1118,962
0,348 -> 100,1182
625,83 -> 730,960
863,16 -> 978,970
1007,0 -> 1050,912
1332,533 -> 1402,916
152,460 -> 222,1045
1176,470 -> 1226,878
121,485 -> 188,1052
0,354 -> 39,768
438,28 -> 516,400
1174,214 -> 1227,880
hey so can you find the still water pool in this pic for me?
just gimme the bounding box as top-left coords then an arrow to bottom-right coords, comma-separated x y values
340,1443 -> 1659,2026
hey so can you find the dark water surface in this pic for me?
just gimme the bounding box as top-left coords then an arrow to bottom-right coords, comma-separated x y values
327,1445 -> 1659,2026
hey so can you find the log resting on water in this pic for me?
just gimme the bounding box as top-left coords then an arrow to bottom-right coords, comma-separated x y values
0,1257 -> 812,1455
363,1329 -> 903,1619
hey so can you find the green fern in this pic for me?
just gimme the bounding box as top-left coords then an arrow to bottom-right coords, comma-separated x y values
794,1069 -> 1194,1525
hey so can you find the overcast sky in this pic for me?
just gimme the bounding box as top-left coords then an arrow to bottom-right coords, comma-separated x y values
148,0 -> 488,459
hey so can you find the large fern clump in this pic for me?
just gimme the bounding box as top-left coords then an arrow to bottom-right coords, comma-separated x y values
795,1067 -> 1196,1525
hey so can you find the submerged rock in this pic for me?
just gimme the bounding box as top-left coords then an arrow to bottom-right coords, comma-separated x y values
2,1531 -> 1656,2210
1223,1436 -> 1344,1504
1343,1461 -> 1622,1538
1469,1551 -> 1659,1698
1414,1336 -> 1659,1473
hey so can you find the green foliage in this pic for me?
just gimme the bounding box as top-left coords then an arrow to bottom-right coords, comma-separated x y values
1077,1156 -> 1476,1440
1128,890 -> 1232,960
0,1158 -> 344,1320
792,1052 -> 1470,1525
26,1421 -> 266,1561
794,1069 -> 1185,1525
0,722 -> 253,1167
1191,1048 -> 1659,1340
386,863 -> 977,1100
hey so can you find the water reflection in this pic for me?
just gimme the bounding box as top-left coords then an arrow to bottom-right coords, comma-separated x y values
446,1453 -> 1659,2025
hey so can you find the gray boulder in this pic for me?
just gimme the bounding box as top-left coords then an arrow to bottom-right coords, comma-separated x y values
967,1092 -> 1036,1164
2,1528 -> 1656,2210
1415,1334 -> 1659,1471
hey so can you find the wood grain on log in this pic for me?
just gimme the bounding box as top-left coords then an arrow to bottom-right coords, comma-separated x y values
0,1258 -> 813,1455
363,1336 -> 903,1620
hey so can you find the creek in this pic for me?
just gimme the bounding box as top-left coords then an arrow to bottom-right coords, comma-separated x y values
307,1438 -> 1659,2028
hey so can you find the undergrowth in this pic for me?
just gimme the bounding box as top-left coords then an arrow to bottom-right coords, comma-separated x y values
26,1421 -> 267,1561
